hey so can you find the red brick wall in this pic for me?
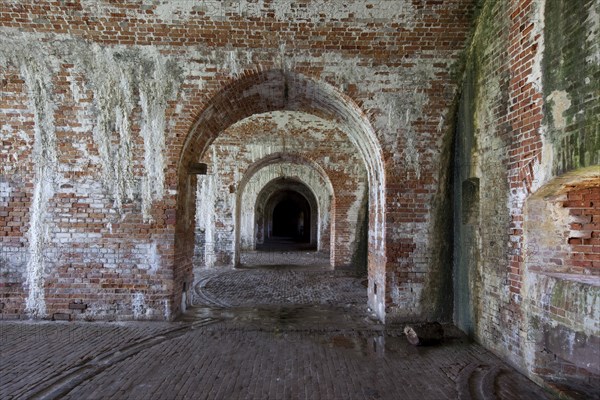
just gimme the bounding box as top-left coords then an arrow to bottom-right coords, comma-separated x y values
524,186 -> 600,386
194,112 -> 366,268
456,0 -> 599,391
0,0 -> 475,320
506,0 -> 545,297
564,187 -> 600,274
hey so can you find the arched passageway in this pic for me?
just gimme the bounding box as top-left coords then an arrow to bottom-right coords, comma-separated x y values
235,152 -> 335,263
177,69 -> 385,318
255,179 -> 318,252
271,192 -> 310,240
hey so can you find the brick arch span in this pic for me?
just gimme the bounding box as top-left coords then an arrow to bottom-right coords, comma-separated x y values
176,69 -> 385,316
235,154 -> 333,263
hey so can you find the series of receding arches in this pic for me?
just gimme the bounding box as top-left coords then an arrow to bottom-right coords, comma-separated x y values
236,154 -> 334,260
176,69 -> 387,318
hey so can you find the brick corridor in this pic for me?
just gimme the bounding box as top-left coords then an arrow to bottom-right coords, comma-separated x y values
1,259 -> 554,400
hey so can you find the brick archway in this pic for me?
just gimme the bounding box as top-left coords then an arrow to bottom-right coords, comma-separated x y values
259,181 -> 316,248
234,152 -> 335,265
176,69 -> 385,317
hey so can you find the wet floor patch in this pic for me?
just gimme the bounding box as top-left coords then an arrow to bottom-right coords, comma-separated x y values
180,304 -> 374,330
179,303 -> 476,361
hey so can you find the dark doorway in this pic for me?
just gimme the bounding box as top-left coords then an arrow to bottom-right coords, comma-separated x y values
259,189 -> 314,251
272,196 -> 309,240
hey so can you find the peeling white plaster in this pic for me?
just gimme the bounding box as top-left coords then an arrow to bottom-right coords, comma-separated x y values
203,48 -> 253,78
196,158 -> 217,267
25,180 -> 51,317
138,49 -> 181,221
527,0 -> 546,93
78,44 -> 136,213
1,32 -> 184,221
1,37 -> 59,318
137,241 -> 160,274
225,50 -> 241,76
531,137 -> 554,193
277,42 -> 295,72
404,131 -> 421,179
0,180 -> 12,198
163,298 -> 171,320
75,44 -> 183,219
133,0 -> 416,23
436,115 -> 445,133
270,0 -> 416,23
509,187 -> 528,232
132,292 -> 147,319
79,0 -> 102,17
385,92 -> 428,179
153,0 -> 198,20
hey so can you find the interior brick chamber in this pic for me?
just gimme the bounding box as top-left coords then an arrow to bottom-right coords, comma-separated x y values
0,0 -> 477,322
1,0 -> 598,394
194,111 -> 367,269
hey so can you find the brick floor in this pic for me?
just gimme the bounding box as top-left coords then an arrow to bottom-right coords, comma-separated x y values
195,267 -> 366,307
238,249 -> 331,268
1,253 -> 555,400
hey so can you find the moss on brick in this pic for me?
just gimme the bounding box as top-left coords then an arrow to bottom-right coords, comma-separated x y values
543,0 -> 600,174
551,280 -> 566,309
453,0 -> 510,338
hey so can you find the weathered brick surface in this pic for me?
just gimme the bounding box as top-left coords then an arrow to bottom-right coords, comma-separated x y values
3,0 -> 596,391
0,0 -> 476,322
0,266 -> 555,399
195,111 -> 367,269
454,0 -> 599,391
564,187 -> 600,273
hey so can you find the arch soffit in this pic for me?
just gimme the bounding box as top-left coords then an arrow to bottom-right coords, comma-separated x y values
239,153 -> 334,204
257,178 -> 319,214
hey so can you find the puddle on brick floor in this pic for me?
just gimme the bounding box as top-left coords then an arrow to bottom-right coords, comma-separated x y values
179,304 -> 374,329
178,304 -> 468,359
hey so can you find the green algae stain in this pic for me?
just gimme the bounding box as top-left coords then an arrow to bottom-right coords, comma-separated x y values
543,0 -> 600,174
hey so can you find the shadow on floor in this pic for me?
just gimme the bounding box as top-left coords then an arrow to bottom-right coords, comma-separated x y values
256,236 -> 317,252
